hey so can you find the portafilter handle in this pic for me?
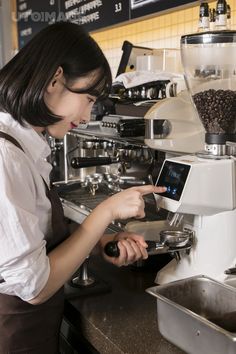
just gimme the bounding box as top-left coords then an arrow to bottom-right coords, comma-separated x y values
71,156 -> 119,169
104,240 -> 164,257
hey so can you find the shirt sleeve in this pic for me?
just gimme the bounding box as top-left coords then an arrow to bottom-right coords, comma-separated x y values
0,143 -> 51,301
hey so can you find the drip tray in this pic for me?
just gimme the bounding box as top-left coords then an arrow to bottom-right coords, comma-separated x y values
57,184 -> 112,212
57,183 -> 165,225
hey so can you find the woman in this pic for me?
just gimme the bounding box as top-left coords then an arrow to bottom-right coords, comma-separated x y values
0,22 -> 165,353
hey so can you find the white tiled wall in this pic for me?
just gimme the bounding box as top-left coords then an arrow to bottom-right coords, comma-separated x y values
92,1 -> 236,78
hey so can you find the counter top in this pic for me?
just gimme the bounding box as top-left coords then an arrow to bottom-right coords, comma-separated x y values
63,254 -> 184,354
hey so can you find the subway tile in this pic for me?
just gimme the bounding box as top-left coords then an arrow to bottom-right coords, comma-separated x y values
93,1 -> 235,78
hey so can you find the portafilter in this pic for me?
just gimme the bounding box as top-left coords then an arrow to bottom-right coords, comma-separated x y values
104,230 -> 193,257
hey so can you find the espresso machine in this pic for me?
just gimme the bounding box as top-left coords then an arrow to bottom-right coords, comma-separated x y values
49,111 -> 167,295
145,31 -> 236,285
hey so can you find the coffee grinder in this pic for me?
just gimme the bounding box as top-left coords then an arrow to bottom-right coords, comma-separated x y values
151,31 -> 236,285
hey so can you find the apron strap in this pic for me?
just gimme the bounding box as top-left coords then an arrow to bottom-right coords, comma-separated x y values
0,131 -> 50,189
0,131 -> 66,354
0,131 -> 25,152
0,130 -> 69,251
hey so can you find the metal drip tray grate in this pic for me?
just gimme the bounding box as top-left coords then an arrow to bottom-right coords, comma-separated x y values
58,184 -> 111,212
73,193 -> 108,211
56,182 -> 166,225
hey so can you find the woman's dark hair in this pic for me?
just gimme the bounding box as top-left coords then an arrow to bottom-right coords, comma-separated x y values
0,22 -> 112,126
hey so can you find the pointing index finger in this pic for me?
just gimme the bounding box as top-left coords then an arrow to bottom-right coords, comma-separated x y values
133,185 -> 166,196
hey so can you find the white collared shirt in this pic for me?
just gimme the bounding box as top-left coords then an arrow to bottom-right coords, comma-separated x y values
0,112 -> 53,301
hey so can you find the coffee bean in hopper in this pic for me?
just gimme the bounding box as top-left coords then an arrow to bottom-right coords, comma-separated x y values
193,89 -> 236,134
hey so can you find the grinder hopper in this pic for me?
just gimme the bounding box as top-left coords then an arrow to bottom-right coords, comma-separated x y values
181,31 -> 236,154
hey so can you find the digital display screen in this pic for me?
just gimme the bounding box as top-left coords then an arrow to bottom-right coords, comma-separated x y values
156,161 -> 191,201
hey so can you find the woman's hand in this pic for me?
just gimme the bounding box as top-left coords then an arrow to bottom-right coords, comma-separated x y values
101,232 -> 148,267
100,185 -> 166,221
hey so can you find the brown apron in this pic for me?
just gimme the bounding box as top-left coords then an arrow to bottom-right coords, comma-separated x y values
0,132 -> 69,354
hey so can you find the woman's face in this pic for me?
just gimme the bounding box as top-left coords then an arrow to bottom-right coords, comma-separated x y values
43,68 -> 98,139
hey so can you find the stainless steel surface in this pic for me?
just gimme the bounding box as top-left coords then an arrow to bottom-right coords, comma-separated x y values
159,230 -> 191,248
196,150 -> 231,160
59,184 -> 125,230
226,141 -> 236,156
104,173 -> 146,192
167,212 -> 184,227
84,173 -> 104,195
62,199 -> 88,224
62,198 -> 123,233
58,180 -> 166,233
68,130 -> 146,146
51,128 -> 154,186
147,228 -> 193,256
51,120 -> 165,232
205,143 -> 227,156
60,185 -> 112,213
73,116 -> 146,139
71,257 -> 95,287
147,242 -> 192,256
147,275 -> 236,354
